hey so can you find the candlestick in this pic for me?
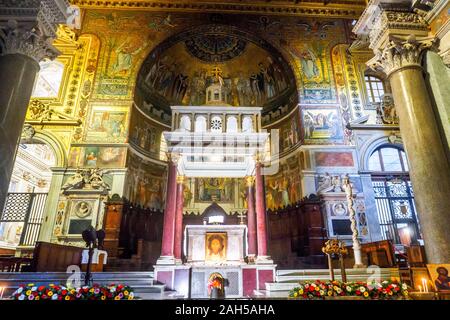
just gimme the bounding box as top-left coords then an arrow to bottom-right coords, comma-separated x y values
421,278 -> 428,293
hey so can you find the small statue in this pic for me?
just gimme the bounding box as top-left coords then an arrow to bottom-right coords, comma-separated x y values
317,173 -> 333,193
331,175 -> 343,192
62,168 -> 85,190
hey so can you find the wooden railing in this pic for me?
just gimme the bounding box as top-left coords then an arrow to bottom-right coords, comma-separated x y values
0,257 -> 33,272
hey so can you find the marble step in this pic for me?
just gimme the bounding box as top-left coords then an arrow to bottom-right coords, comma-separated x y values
267,268 -> 401,292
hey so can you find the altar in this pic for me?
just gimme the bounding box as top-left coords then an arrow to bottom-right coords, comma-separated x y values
185,225 -> 247,265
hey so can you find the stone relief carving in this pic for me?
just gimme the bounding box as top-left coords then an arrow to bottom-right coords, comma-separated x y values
317,173 -> 359,194
74,201 -> 92,218
368,10 -> 429,50
26,99 -> 82,125
21,123 -> 36,141
62,168 -> 110,192
317,173 -> 345,194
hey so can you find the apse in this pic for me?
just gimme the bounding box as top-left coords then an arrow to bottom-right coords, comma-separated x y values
134,24 -> 298,126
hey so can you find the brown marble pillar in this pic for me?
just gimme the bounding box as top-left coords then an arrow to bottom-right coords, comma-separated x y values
174,175 -> 185,262
245,176 -> 257,258
390,68 -> 450,264
158,156 -> 178,264
0,54 -> 39,211
254,162 -> 272,263
374,37 -> 450,263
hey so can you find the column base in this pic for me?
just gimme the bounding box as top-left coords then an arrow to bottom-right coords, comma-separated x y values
353,264 -> 366,269
156,255 -> 176,265
255,255 -> 274,264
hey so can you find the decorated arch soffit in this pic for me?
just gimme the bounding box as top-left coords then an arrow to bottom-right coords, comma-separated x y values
80,10 -> 352,102
25,29 -> 101,161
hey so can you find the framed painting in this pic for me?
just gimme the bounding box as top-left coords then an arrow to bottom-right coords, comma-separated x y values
85,105 -> 129,143
205,232 -> 227,262
427,264 -> 450,292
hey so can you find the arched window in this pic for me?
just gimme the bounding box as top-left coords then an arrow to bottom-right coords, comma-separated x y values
32,60 -> 65,98
369,145 -> 421,247
365,75 -> 384,104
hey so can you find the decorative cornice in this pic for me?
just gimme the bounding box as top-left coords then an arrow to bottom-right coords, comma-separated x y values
367,35 -> 434,77
71,0 -> 366,18
368,10 -> 429,50
0,0 -> 70,62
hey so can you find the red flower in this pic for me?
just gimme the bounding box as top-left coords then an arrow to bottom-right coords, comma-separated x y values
61,290 -> 68,296
356,291 -> 361,295
38,286 -> 46,291
309,286 -> 315,292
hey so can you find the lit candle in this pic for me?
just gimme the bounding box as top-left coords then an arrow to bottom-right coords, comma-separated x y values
421,278 -> 428,293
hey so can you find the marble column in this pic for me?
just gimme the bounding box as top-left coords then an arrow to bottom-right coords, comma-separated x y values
245,176 -> 257,259
174,175 -> 185,263
374,37 -> 450,263
0,18 -> 62,212
254,162 -> 272,263
158,155 -> 179,264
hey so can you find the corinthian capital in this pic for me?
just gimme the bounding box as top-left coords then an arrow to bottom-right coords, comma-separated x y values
0,20 -> 59,63
0,0 -> 71,63
367,35 -> 434,77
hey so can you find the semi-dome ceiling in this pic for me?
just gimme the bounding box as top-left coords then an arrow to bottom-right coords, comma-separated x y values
135,24 -> 297,117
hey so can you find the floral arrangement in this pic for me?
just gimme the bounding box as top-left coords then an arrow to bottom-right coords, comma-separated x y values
11,283 -> 135,301
289,280 -> 409,300
208,277 -> 223,292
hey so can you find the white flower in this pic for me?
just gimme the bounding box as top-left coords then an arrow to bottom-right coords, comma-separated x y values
346,286 -> 352,292
402,283 -> 408,290
52,294 -> 58,300
18,294 -> 25,301
13,287 -> 23,295
360,287 -> 366,292
31,286 -> 37,292
129,292 -> 134,298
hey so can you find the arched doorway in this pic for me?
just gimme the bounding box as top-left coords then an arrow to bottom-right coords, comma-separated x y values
0,142 -> 56,250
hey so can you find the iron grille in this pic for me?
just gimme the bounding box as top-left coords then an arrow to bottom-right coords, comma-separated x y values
1,193 -> 48,247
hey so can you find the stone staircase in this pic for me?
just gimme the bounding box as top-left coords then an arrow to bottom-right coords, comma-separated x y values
0,272 -> 167,300
262,268 -> 401,298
